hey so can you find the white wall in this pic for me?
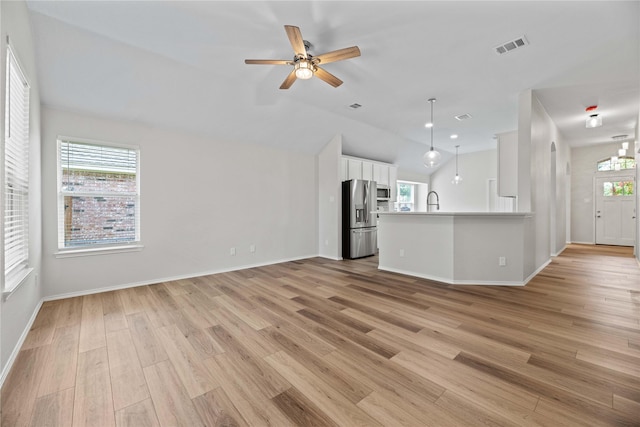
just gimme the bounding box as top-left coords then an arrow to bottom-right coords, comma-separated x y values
41,107 -> 318,298
515,90 -> 569,276
0,0 -> 43,379
570,142 -> 624,244
318,134 -> 342,259
429,149 -> 497,212
635,117 -> 639,262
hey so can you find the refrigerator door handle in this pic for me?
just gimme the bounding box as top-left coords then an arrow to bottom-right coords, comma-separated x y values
363,181 -> 369,223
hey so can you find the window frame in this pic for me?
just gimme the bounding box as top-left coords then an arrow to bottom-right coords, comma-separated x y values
3,44 -> 32,294
56,136 -> 143,258
395,181 -> 416,212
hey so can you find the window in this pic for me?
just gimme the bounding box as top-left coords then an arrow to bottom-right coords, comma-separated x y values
4,45 -> 31,291
597,157 -> 636,172
395,182 -> 415,211
58,138 -> 140,252
602,180 -> 634,197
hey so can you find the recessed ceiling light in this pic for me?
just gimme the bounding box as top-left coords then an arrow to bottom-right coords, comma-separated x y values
425,122 -> 433,128
450,134 -> 458,139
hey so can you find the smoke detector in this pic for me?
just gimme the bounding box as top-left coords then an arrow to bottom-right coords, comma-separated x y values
494,36 -> 529,55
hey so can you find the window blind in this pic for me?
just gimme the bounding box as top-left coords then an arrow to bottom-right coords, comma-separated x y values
4,46 -> 30,288
58,139 -> 140,249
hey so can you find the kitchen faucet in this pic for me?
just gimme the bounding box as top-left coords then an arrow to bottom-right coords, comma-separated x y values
427,190 -> 440,212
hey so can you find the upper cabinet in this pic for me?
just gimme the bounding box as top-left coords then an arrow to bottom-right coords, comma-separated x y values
372,163 -> 390,187
496,130 -> 518,198
341,155 -> 398,201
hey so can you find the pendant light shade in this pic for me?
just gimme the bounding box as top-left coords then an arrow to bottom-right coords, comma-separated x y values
452,145 -> 463,184
423,98 -> 441,168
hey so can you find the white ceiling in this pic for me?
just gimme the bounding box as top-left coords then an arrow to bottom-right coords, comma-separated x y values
26,1 -> 639,175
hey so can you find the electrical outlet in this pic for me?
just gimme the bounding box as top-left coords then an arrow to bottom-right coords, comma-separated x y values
399,249 -> 405,257
230,247 -> 236,256
499,256 -> 506,266
250,244 -> 256,253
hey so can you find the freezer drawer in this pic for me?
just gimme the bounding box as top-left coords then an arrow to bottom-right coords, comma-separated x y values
349,227 -> 377,259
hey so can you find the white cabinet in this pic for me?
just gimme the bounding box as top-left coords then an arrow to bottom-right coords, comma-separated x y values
389,165 -> 398,201
347,159 -> 363,180
497,130 -> 518,197
341,156 -> 397,200
373,163 -> 390,187
362,162 -> 374,181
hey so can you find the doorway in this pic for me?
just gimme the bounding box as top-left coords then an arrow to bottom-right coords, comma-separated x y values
595,175 -> 636,246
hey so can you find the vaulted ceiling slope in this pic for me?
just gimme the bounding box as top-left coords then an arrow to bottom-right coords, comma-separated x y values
26,1 -> 639,175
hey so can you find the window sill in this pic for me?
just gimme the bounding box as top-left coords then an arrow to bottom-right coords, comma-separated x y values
55,244 -> 144,259
3,267 -> 35,301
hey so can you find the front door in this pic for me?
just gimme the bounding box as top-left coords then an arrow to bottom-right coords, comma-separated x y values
595,176 -> 636,246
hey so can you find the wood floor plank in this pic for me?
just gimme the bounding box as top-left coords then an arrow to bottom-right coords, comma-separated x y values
260,325 -> 372,403
37,324 -> 80,397
106,329 -> 149,411
126,312 -> 169,368
21,303 -> 60,350
207,325 -> 290,398
115,287 -> 145,315
55,297 -> 84,328
154,324 -> 218,399
143,360 -> 204,427
29,387 -> 75,427
203,354 -> 294,427
78,293 -> 107,353
114,399 -> 160,427
101,291 -> 129,332
1,346 -> 49,427
191,387 -> 249,427
264,350 -> 384,427
73,346 -> 115,427
271,387 -> 340,427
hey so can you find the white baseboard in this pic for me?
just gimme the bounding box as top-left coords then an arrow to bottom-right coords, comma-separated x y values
523,259 -> 552,285
551,244 -> 567,257
0,299 -> 43,388
44,254 -> 317,302
378,266 -> 526,286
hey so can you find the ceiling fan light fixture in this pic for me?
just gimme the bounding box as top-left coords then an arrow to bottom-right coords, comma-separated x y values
294,60 -> 314,79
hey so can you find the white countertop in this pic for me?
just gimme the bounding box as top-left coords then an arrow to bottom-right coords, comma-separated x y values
377,211 -> 533,217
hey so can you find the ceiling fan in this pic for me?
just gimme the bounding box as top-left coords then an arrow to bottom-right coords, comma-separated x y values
245,25 -> 361,89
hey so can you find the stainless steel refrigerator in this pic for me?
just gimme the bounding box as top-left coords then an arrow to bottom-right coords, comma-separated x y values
342,179 -> 377,259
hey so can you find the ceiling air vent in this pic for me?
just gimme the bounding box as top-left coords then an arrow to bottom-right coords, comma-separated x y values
455,113 -> 472,121
494,36 -> 529,55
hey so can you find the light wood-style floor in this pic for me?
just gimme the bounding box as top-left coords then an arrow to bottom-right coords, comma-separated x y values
2,244 -> 640,426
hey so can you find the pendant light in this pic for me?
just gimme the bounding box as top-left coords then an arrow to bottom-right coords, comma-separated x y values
452,145 -> 463,184
423,98 -> 441,168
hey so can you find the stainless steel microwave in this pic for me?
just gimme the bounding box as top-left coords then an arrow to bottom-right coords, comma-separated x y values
376,185 -> 391,200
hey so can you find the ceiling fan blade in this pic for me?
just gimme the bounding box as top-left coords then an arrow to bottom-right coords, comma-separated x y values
280,69 -> 297,89
245,59 -> 291,65
284,25 -> 307,58
315,46 -> 361,64
314,67 -> 343,88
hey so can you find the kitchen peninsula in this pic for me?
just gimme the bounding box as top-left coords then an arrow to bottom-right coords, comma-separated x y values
377,211 -> 537,286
